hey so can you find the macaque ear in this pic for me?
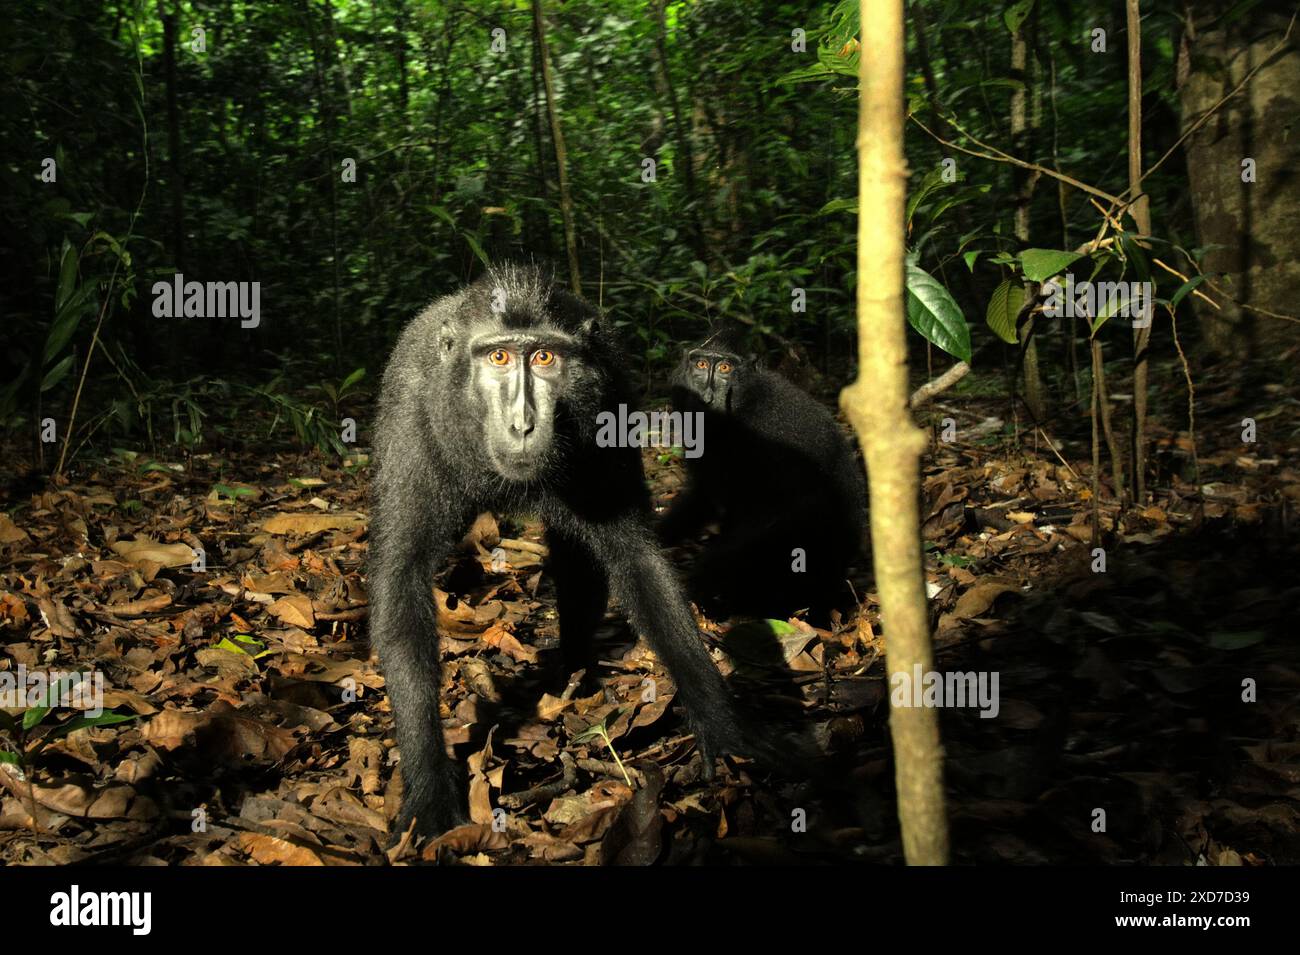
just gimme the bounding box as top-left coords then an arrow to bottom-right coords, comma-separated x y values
437,321 -> 456,353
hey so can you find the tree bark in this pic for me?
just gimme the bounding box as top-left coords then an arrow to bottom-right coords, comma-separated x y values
158,0 -> 184,272
1177,5 -> 1300,358
532,0 -> 581,295
652,0 -> 707,262
840,0 -> 948,866
1127,0 -> 1152,502
1011,20 -> 1044,422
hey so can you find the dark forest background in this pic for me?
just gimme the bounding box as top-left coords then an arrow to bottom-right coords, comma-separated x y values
4,0 -> 1297,471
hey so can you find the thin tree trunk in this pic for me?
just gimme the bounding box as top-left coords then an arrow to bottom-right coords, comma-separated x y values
840,0 -> 948,867
532,0 -> 581,295
158,0 -> 184,271
1011,22 -> 1044,421
303,0 -> 343,371
1127,0 -> 1153,501
1091,339 -> 1125,499
1090,343 -> 1102,546
529,27 -> 554,257
652,0 -> 707,262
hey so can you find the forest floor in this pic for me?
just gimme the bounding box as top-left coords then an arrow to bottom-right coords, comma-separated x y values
2,356 -> 1299,866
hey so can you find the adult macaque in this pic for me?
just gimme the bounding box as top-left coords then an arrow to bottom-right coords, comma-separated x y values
660,331 -> 867,620
369,266 -> 754,840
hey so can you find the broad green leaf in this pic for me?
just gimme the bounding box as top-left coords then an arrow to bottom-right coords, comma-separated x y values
1208,630 -> 1268,650
985,279 -> 1024,344
1004,0 -> 1036,33
1019,248 -> 1084,283
817,198 -> 858,216
1088,280 -> 1148,336
1119,232 -> 1152,282
906,165 -> 949,225
39,354 -> 75,393
905,263 -> 971,363
44,283 -> 96,364
0,751 -> 20,767
963,250 -> 981,272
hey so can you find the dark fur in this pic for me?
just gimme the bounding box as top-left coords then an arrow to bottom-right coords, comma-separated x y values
369,266 -> 748,840
660,331 -> 867,619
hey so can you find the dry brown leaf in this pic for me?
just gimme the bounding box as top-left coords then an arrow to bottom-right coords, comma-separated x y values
0,514 -> 30,544
261,512 -> 367,535
104,593 -> 173,617
110,538 -> 196,568
952,580 -> 1020,620
269,594 -> 315,628
238,832 -> 325,866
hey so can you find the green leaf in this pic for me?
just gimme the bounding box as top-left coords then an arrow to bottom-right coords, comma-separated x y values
963,250 -> 981,272
55,239 -> 77,312
1004,0 -> 1036,33
1089,286 -> 1129,336
1119,232 -> 1152,283
212,483 -> 254,500
985,279 -> 1024,344
1018,248 -> 1084,283
905,263 -> 971,363
817,198 -> 858,216
213,637 -> 254,656
39,354 -> 75,392
49,711 -> 137,739
765,619 -> 799,637
0,751 -> 20,767
463,233 -> 489,268
44,283 -> 95,364
22,704 -> 51,731
906,165 -> 949,225
339,366 -> 366,394
1208,630 -> 1268,650
1168,275 -> 1207,310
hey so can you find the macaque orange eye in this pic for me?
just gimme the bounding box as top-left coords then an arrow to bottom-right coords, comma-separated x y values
716,361 -> 733,374
488,349 -> 511,366
695,359 -> 709,370
531,350 -> 556,367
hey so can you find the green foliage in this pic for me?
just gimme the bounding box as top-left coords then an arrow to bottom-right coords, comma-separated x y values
0,676 -> 136,779
906,263 -> 971,363
985,279 -> 1024,345
0,0 -> 1208,445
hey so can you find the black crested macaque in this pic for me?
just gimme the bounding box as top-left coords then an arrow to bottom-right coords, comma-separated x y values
660,331 -> 867,620
369,265 -> 753,840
